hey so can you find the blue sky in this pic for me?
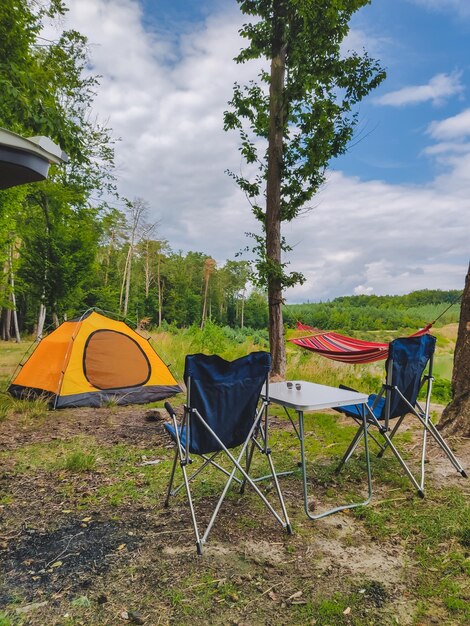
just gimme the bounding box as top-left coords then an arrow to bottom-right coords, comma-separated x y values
56,0 -> 470,301
341,0 -> 470,185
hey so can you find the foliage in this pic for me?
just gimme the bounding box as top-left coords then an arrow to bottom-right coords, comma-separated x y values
0,0 -> 116,331
0,0 -> 115,190
430,377 -> 452,403
224,0 -> 386,307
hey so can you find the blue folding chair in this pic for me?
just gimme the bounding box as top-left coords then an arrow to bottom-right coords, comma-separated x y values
164,352 -> 292,554
335,335 -> 467,496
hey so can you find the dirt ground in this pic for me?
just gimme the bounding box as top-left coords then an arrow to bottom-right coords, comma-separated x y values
0,405 -> 468,625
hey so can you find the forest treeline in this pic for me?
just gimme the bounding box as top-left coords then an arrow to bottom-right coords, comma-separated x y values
0,183 -> 462,335
1,192 -> 462,341
284,290 -> 461,333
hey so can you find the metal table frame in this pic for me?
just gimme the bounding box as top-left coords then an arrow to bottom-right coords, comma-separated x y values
265,381 -> 372,520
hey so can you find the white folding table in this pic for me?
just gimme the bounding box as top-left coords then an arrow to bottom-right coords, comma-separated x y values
264,380 -> 372,520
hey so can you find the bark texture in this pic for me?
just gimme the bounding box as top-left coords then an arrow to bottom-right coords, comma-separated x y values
266,1 -> 287,378
439,261 -> 470,436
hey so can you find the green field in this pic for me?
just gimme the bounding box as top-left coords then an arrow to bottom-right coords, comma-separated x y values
0,323 -> 457,404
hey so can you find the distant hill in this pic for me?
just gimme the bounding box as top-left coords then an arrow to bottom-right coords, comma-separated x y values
283,289 -> 461,332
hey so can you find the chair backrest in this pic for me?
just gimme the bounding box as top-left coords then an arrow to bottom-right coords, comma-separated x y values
184,351 -> 271,455
381,334 -> 436,419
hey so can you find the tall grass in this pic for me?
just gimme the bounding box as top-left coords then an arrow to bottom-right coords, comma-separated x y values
151,321 -> 269,381
0,391 -> 49,421
150,322 -> 456,402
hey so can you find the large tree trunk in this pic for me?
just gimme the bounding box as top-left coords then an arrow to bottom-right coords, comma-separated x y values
439,261 -> 470,436
266,0 -> 287,378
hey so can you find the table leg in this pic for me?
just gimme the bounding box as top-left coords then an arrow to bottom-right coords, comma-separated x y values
299,405 -> 373,520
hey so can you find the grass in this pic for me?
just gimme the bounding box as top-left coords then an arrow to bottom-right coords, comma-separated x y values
0,324 -> 467,626
0,391 -> 49,422
354,485 -> 470,624
2,428 -> 468,625
63,451 -> 97,472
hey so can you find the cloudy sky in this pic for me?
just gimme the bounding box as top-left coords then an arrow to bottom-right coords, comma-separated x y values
57,0 -> 469,302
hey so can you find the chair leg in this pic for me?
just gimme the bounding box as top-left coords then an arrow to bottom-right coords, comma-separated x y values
164,448 -> 179,507
179,460 -> 204,554
376,415 -> 405,458
379,429 -> 425,497
336,422 -> 365,474
418,417 -> 467,476
240,440 -> 256,494
199,437 -> 290,546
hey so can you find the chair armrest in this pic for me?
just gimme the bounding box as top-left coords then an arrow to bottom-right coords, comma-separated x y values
165,402 -> 176,418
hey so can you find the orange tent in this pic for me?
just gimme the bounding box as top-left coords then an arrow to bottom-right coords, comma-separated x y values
8,310 -> 181,408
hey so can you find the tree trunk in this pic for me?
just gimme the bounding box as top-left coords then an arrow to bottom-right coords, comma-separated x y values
157,253 -> 162,327
37,303 -> 46,339
439,261 -> 470,436
120,198 -> 150,318
123,248 -> 132,317
9,243 -> 21,343
119,244 -> 133,317
104,230 -> 115,287
201,274 -> 210,329
144,239 -> 150,298
201,258 -> 216,329
266,0 -> 287,378
1,259 -> 8,340
3,309 -> 11,341
119,247 -> 130,314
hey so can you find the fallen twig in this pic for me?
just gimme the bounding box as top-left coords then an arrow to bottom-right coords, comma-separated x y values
242,582 -> 285,611
44,531 -> 84,569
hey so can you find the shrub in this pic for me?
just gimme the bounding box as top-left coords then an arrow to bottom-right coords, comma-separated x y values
431,377 -> 452,404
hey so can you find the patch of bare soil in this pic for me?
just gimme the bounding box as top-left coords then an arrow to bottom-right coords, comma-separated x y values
0,405 -> 170,450
425,435 -> 470,487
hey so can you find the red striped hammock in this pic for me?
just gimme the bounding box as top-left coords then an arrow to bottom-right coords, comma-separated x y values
289,322 -> 433,364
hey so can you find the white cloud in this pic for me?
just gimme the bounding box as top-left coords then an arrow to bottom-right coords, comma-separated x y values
48,0 -> 469,302
58,0 -> 265,261
423,141 -> 470,156
427,108 -> 470,140
353,285 -> 374,296
283,170 -> 469,301
408,0 -> 470,19
375,72 -> 464,107
341,28 -> 389,58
